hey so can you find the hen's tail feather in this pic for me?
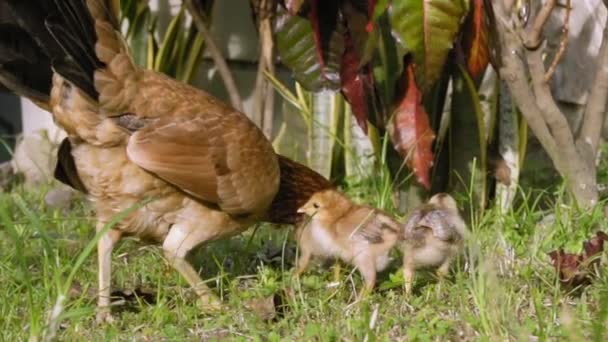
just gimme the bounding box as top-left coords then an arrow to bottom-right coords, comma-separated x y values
0,23 -> 53,103
0,6 -> 55,104
0,0 -> 124,103
267,155 -> 334,225
44,0 -> 106,99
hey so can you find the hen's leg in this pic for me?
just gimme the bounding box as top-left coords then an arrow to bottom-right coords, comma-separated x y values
96,226 -> 122,323
162,223 -> 221,310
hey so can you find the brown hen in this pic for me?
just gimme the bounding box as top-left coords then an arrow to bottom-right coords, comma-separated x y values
0,0 -> 331,321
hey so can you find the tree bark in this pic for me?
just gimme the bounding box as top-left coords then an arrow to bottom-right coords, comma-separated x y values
491,3 -> 600,207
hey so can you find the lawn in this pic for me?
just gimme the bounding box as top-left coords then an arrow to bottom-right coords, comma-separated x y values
1,180 -> 607,341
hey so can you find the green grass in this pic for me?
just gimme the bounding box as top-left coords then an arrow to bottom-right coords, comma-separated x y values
1,181 -> 607,341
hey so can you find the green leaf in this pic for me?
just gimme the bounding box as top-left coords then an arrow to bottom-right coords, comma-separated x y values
154,6 -> 185,74
308,91 -> 342,178
390,0 -> 469,90
373,12 -> 402,114
275,9 -> 344,91
127,7 -> 151,68
146,16 -> 158,70
265,72 -> 311,123
177,29 -> 206,83
120,0 -> 138,24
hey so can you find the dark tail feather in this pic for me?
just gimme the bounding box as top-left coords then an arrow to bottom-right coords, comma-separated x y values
45,0 -> 104,98
0,13 -> 54,103
55,138 -> 88,193
0,0 -> 106,102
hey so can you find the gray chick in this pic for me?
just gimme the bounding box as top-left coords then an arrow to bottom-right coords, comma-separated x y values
401,193 -> 467,294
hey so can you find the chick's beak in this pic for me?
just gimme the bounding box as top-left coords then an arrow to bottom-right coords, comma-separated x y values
297,206 -> 306,214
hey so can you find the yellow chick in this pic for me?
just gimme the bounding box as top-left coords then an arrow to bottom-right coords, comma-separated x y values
295,189 -> 401,296
401,193 -> 467,294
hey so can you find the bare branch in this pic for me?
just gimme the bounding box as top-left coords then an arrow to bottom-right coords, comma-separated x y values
578,8 -> 608,159
522,0 -> 556,49
185,0 -> 244,112
491,2 -> 559,162
251,0 -> 276,136
503,0 -> 516,13
492,0 -> 598,206
544,0 -> 570,82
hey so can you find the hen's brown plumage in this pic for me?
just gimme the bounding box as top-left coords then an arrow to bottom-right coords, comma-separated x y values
0,0 -> 331,321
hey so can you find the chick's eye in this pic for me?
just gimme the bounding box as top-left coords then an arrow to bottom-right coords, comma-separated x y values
313,202 -> 320,209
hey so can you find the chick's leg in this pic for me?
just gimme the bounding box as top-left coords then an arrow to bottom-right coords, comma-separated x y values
96,226 -> 122,323
162,223 -> 221,310
354,257 -> 376,300
403,260 -> 415,295
332,262 -> 342,282
295,247 -> 311,276
436,256 -> 453,278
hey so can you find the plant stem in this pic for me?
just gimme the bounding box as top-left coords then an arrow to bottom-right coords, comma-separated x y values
184,0 -> 243,112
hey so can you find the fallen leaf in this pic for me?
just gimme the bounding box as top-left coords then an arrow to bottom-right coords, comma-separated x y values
583,231 -> 608,266
548,249 -> 585,286
244,296 -> 277,321
548,231 -> 608,289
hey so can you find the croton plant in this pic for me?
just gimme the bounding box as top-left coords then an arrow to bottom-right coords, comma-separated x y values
273,0 -> 491,191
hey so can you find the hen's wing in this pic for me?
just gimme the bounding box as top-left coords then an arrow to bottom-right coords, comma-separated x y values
125,110 -> 280,217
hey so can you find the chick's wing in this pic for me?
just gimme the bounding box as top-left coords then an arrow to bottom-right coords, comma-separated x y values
341,207 -> 400,244
403,208 -> 458,242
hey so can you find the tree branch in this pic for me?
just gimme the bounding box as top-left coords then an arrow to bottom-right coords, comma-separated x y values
251,0 -> 276,137
544,0 -> 570,82
522,0 -> 556,49
526,48 -> 596,202
492,4 -> 559,164
185,0 -> 244,112
578,11 -> 608,159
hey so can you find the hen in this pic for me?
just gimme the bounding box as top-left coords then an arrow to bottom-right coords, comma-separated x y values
295,189 -> 400,297
401,193 -> 467,294
0,0 -> 331,321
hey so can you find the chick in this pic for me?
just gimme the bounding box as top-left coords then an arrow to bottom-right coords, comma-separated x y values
295,189 -> 400,296
401,193 -> 467,294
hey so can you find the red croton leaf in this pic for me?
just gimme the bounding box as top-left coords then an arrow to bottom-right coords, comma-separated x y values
548,231 -> 608,288
462,0 -> 490,79
340,32 -> 371,132
308,0 -> 343,89
389,62 -> 435,190
366,0 -> 377,32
